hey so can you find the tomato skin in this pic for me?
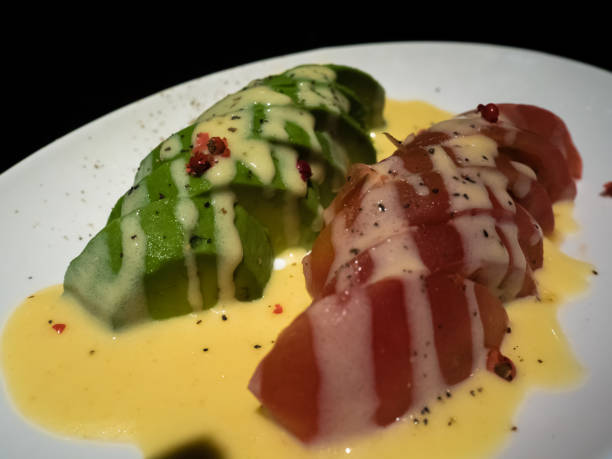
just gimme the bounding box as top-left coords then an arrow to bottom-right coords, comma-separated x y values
249,273 -> 510,442
251,312 -> 320,442
498,104 -> 582,180
251,104 -> 581,443
368,278 -> 413,426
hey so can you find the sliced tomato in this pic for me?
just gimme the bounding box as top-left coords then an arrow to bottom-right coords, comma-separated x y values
498,104 -> 582,179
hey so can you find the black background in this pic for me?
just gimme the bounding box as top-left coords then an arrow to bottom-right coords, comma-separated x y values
5,13 -> 609,174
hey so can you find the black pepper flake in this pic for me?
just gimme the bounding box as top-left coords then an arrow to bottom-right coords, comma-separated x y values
131,234 -> 137,239
423,418 -> 429,425
483,229 -> 489,238
506,327 -> 512,333
89,350 -> 96,355
470,390 -> 476,396
537,359 -> 543,363
254,344 -> 262,349
231,115 -> 241,120
463,193 -> 470,200
446,390 -> 452,398
482,155 -> 488,160
28,295 -> 35,299
428,148 -> 435,155
378,203 -> 386,212
349,248 -> 359,255
453,192 -> 461,197
120,252 -> 124,258
203,348 -> 209,352
204,202 -> 210,208
463,175 -> 476,184
432,188 -> 439,194
593,269 -> 599,275
228,127 -> 237,132
403,203 -> 411,208
374,222 -> 379,227
420,406 -> 430,415
511,426 -> 518,432
196,319 -> 202,325
48,320 -> 53,324
448,417 -> 456,426
159,193 -> 166,199
221,314 -> 228,321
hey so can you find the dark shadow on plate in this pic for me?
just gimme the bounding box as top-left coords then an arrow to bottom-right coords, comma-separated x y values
147,437 -> 225,459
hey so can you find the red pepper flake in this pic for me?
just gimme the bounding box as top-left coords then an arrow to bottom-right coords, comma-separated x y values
186,151 -> 214,177
296,159 -> 312,182
477,103 -> 499,123
207,136 -> 231,157
186,133 -> 231,177
273,304 -> 283,314
487,349 -> 516,381
192,132 -> 210,154
51,323 -> 66,334
600,181 -> 612,197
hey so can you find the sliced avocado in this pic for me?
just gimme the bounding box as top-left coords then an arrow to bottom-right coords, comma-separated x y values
64,195 -> 273,329
65,64 -> 385,329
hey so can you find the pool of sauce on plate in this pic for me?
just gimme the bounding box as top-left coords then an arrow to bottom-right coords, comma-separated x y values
0,100 -> 594,458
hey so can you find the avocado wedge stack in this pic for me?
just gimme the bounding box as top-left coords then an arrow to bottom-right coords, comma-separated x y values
64,64 -> 385,329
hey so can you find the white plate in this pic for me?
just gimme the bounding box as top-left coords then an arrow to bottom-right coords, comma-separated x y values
1,42 -> 611,459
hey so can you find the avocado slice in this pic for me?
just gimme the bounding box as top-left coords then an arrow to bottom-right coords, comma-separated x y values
64,64 -> 385,329
64,195 -> 273,329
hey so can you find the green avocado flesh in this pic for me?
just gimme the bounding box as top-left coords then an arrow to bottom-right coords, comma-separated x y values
63,64 -> 385,329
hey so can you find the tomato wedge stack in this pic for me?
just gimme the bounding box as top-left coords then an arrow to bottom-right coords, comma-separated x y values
249,104 -> 581,443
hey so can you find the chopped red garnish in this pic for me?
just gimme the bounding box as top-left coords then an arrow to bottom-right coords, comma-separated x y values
208,136 -> 231,157
600,181 -> 612,197
296,160 -> 312,182
52,323 -> 66,334
193,132 -> 210,155
273,304 -> 284,314
187,133 -> 230,177
477,103 -> 500,123
186,151 -> 215,177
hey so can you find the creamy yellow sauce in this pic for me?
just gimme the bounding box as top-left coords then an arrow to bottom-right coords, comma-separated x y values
1,100 -> 594,458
